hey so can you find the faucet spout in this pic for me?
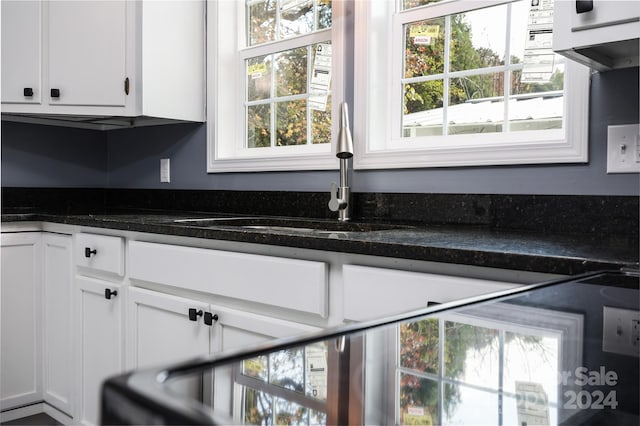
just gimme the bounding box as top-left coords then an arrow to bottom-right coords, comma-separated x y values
328,102 -> 353,221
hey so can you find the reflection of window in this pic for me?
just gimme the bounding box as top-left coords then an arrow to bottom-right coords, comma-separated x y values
354,0 -> 590,169
208,0 -> 345,172
395,303 -> 583,425
233,342 -> 329,424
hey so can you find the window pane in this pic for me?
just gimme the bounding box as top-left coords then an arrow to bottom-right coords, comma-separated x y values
248,103 -> 271,148
269,347 -> 304,392
450,5 -> 508,73
275,47 -> 308,97
280,0 -> 315,39
242,356 -> 269,381
444,321 -> 499,388
275,397 -> 308,425
317,0 -> 332,30
448,73 -> 505,135
403,81 -> 444,137
399,374 -> 439,425
443,382 -> 499,425
402,0 -> 442,11
248,0 -> 276,45
405,18 -> 446,77
400,319 -> 439,375
247,55 -> 272,102
276,100 -> 308,146
311,95 -> 331,144
241,387 -> 273,424
305,342 -> 328,400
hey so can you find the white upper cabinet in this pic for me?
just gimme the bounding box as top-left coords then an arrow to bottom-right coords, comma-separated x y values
1,1 -> 42,105
1,0 -> 205,128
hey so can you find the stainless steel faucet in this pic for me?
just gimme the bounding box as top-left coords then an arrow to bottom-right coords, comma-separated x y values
328,102 -> 353,221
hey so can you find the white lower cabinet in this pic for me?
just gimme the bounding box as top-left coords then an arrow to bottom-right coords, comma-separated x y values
42,233 -> 74,415
76,276 -> 123,426
0,232 -> 42,410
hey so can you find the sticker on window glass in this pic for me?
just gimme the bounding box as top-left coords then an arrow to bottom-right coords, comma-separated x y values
522,0 -> 555,83
310,44 -> 332,111
248,63 -> 268,80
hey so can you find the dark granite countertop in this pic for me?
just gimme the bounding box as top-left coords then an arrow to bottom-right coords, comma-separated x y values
2,210 -> 637,276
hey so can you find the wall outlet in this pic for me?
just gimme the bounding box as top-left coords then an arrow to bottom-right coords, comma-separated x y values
602,306 -> 640,357
606,124 -> 640,173
160,158 -> 170,183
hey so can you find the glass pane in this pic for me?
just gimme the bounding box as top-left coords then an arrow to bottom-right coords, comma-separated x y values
248,0 -> 276,46
242,356 -> 269,381
509,70 -> 563,132
247,55 -> 272,102
311,95 -> 331,144
443,382 -> 499,425
275,47 -> 308,97
275,397 -> 308,425
247,103 -> 271,148
509,0 -> 532,65
444,321 -> 499,388
400,318 -> 439,375
403,0 -> 442,11
276,100 -> 308,146
269,347 -> 304,392
448,73 -> 505,135
280,0 -> 314,39
317,0 -> 332,30
405,18 -> 446,77
305,342 -> 328,400
399,374 -> 439,425
402,81 -> 444,138
241,387 -> 273,424
450,4 -> 508,72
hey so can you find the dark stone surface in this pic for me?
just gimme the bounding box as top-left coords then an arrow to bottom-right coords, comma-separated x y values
2,187 -> 638,275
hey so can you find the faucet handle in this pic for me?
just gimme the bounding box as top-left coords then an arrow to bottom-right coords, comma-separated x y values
328,182 -> 340,212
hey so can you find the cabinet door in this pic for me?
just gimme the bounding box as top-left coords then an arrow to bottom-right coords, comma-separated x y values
48,0 -> 126,107
127,287 -> 211,370
0,233 -> 42,409
42,233 -> 74,415
76,276 -> 123,426
1,0 -> 42,104
211,306 -> 319,417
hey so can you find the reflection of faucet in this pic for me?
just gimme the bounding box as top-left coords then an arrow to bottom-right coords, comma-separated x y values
328,102 -> 353,221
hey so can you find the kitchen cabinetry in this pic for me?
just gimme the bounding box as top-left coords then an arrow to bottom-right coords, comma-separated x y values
342,265 -> 520,321
1,0 -> 205,128
42,233 -> 74,416
74,233 -> 125,426
553,0 -> 640,70
0,233 -> 42,410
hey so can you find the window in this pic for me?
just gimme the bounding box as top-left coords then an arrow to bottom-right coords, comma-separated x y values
354,0 -> 590,169
207,0 -> 345,172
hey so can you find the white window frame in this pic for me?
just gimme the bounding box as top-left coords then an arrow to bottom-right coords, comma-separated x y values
353,0 -> 591,170
207,0 -> 346,173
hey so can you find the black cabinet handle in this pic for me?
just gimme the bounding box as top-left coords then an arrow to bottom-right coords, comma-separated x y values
576,0 -> 593,13
427,301 -> 441,307
204,312 -> 218,326
23,87 -> 34,97
105,289 -> 118,300
188,308 -> 203,322
50,88 -> 60,98
85,247 -> 97,258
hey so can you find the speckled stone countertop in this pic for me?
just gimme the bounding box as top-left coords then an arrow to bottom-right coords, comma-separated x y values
2,210 -> 637,276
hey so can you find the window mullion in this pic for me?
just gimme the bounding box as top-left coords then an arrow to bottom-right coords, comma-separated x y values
306,45 -> 313,145
504,2 -> 513,132
443,15 -> 451,136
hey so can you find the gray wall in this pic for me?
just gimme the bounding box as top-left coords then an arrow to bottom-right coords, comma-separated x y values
2,67 -> 639,195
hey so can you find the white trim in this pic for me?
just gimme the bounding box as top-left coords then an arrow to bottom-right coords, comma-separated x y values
354,0 -> 591,170
0,402 -> 74,425
207,0 -> 345,173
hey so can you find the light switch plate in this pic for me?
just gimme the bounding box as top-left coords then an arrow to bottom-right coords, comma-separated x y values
606,124 -> 640,173
602,306 -> 640,357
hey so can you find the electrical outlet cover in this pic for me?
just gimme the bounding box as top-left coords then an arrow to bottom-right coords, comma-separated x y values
602,306 -> 640,357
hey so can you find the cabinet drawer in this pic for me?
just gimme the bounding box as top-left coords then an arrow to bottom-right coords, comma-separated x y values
343,265 -> 520,321
75,233 -> 124,277
129,241 -> 328,317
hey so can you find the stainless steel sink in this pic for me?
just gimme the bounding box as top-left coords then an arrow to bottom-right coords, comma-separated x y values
173,217 -> 406,233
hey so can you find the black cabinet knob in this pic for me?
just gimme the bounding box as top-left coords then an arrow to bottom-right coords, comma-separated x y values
188,308 -> 203,322
576,0 -> 593,13
50,88 -> 60,98
105,289 -> 118,300
85,247 -> 97,258
23,87 -> 34,97
204,312 -> 218,326
427,301 -> 441,307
